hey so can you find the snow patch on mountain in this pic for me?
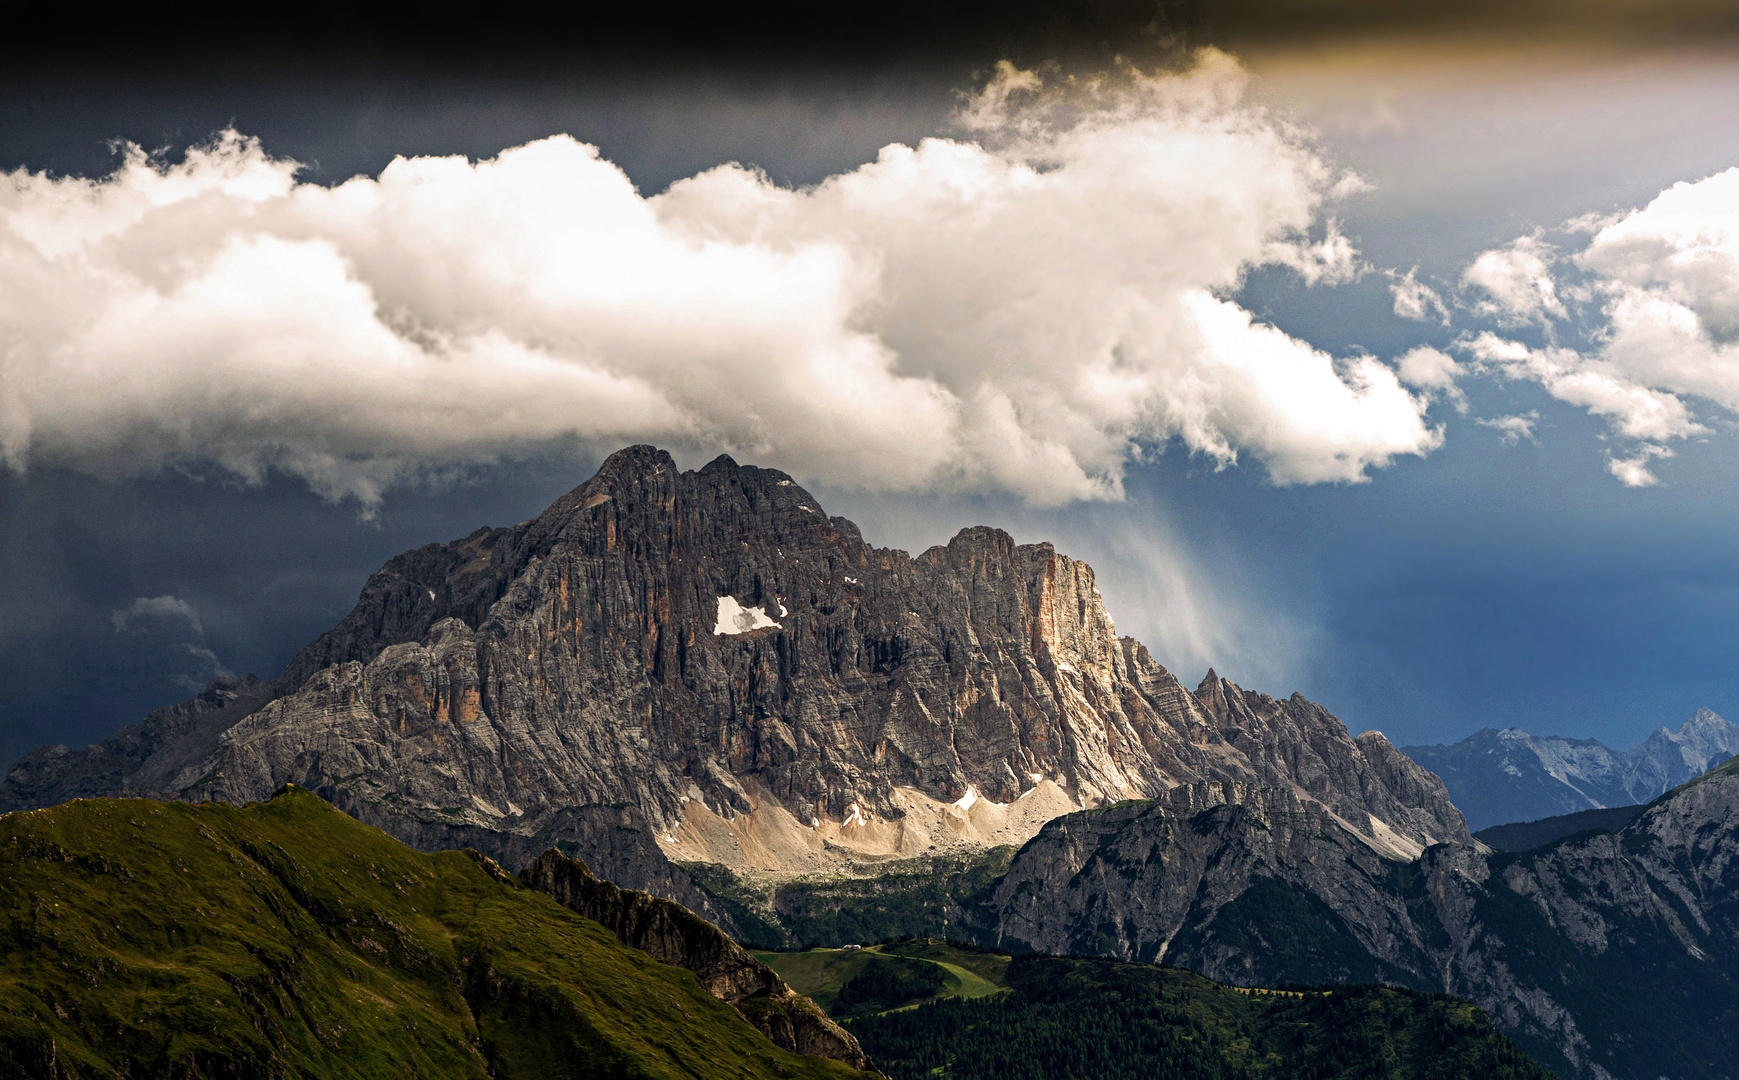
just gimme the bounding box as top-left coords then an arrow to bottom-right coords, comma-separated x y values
713,596 -> 781,635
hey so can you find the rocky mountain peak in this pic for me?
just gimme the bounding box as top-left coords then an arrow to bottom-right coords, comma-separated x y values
1403,707 -> 1739,831
2,446 -> 1465,876
1193,669 -> 1229,721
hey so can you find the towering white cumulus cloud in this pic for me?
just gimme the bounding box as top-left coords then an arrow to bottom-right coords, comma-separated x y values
1463,167 -> 1739,486
0,52 -> 1440,508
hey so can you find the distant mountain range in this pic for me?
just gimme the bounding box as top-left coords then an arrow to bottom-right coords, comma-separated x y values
1400,709 -> 1739,830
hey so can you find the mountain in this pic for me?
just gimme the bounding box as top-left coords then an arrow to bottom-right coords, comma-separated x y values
948,752 -> 1739,1080
0,785 -> 869,1080
0,445 -> 1465,904
0,784 -> 1552,1080
1620,706 -> 1739,797
1400,709 -> 1739,830
26,443 -> 1734,1076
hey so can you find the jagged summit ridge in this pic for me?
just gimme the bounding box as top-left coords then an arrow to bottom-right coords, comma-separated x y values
1,445 -> 1464,873
1401,708 -> 1739,830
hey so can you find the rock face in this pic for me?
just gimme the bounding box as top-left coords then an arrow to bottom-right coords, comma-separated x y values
1401,709 -> 1739,830
520,850 -> 874,1073
0,445 -> 1465,882
979,782 -> 1439,976
971,756 -> 1739,1080
0,675 -> 278,809
1620,706 -> 1739,797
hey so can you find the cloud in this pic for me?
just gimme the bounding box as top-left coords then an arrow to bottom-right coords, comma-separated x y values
1475,411 -> 1539,445
1463,332 -> 1700,443
111,595 -> 203,636
1453,165 -> 1739,485
174,643 -> 234,690
1388,267 -> 1450,324
1607,443 -> 1674,488
1462,234 -> 1567,325
1576,167 -> 1739,406
0,53 -> 1442,510
111,594 -> 232,688
1394,345 -> 1466,412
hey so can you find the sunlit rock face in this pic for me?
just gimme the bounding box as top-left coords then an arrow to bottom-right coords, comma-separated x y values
0,445 -> 1463,877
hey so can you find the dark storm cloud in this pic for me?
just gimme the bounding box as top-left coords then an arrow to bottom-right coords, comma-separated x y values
1185,0 -> 1739,47
0,454 -> 608,766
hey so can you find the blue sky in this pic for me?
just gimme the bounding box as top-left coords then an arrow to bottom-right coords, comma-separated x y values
4,27 -> 1739,764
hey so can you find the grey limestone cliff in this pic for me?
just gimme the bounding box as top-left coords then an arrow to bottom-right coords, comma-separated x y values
972,747 -> 1739,1080
0,446 -> 1464,885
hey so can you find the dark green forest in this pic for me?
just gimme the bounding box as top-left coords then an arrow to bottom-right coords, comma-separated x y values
832,955 -> 948,1017
845,954 -> 1556,1080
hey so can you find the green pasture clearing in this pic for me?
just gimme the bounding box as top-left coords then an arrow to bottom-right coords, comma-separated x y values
882,940 -> 1009,991
754,941 -> 1012,1016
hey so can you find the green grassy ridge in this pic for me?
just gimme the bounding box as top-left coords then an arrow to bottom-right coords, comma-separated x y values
0,788 -> 869,1080
753,949 -> 878,1012
754,942 -> 1003,1017
843,954 -> 1558,1080
877,941 -> 1008,987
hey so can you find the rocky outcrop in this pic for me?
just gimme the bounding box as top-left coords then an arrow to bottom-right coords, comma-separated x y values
0,675 -> 277,809
328,795 -> 741,935
1401,708 -> 1739,830
519,850 -> 874,1073
971,755 -> 1739,1080
978,782 -> 1444,978
0,445 -> 1464,880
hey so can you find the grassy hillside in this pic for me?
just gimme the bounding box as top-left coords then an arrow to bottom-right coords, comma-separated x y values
755,941 -> 1005,1016
0,787 -> 869,1080
845,954 -> 1557,1080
